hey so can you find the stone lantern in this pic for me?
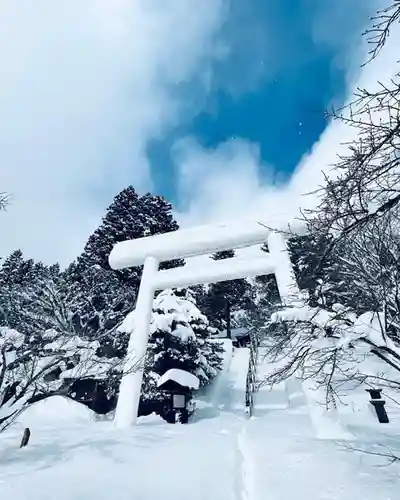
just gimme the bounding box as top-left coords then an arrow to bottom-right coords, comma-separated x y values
157,369 -> 200,424
366,388 -> 389,423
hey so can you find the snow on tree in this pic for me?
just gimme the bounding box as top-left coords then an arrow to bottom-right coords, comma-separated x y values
280,2 -> 400,410
257,215 -> 400,410
61,264 -> 133,350
0,250 -> 61,337
74,186 -> 183,290
196,250 -> 255,330
0,326 -> 121,432
54,187 -> 186,413
0,250 -> 134,418
262,301 -> 400,406
174,288 -> 224,382
62,186 -> 185,361
134,289 -> 223,413
333,215 -> 400,342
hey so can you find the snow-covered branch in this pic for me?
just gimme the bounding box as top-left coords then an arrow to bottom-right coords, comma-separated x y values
261,303 -> 400,404
0,326 -> 128,432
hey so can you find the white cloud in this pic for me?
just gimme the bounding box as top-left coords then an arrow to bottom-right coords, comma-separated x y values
0,0 -> 226,265
175,139 -> 299,234
2,0 -> 398,269
177,2 -> 400,235
174,138 -> 276,224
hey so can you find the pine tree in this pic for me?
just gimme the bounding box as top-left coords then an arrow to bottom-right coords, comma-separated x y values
0,251 -> 61,336
198,250 -> 255,330
174,288 -> 224,382
147,289 -> 204,378
63,187 -> 185,354
76,186 -> 141,276
287,234 -> 347,308
142,289 -> 223,413
57,187 -> 186,414
60,264 -> 133,354
75,187 -> 183,290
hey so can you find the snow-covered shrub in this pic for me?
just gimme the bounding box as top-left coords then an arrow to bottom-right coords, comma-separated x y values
0,326 -> 120,432
262,303 -> 400,406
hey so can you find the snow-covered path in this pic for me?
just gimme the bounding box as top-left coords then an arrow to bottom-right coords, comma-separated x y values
0,343 -> 250,500
0,412 -> 245,500
0,343 -> 398,500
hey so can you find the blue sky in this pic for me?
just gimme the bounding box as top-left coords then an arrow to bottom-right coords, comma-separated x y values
0,0 -> 386,264
149,0 -> 372,207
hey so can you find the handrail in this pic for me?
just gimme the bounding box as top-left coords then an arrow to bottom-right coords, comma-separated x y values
245,329 -> 259,417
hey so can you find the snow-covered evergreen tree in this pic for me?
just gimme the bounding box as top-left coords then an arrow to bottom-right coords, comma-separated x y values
140,289 -> 223,413
174,288 -> 224,382
0,250 -> 61,337
63,186 -> 185,348
197,250 -> 255,330
74,186 -> 183,289
61,264 -> 133,350
57,187 -> 186,410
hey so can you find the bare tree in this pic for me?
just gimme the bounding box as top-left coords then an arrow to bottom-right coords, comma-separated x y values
0,320 -> 140,433
304,1 -> 400,247
307,75 -> 400,240
363,0 -> 400,63
275,0 -> 400,404
0,193 -> 9,211
336,212 -> 400,341
341,442 -> 400,466
259,302 -> 400,408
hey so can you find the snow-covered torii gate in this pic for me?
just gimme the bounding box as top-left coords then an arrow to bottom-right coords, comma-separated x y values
109,218 -> 304,428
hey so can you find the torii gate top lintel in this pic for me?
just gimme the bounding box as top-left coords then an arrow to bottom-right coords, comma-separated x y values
109,217 -> 305,270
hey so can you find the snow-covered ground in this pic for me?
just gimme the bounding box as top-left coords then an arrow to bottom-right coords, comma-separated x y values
0,341 -> 398,500
252,345 -> 399,499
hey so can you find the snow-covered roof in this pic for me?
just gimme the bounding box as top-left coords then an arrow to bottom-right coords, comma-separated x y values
157,369 -> 200,390
215,327 -> 249,339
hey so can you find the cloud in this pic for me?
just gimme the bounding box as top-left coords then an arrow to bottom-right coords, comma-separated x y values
175,138 -> 272,222
177,1 -> 400,234
0,0 -> 226,265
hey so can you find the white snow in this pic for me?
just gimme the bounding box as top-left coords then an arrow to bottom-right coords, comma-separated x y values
157,368 -> 200,390
154,255 -> 275,290
60,359 -> 117,380
301,378 -> 356,440
114,256 -> 158,429
271,303 -> 400,357
0,342 -> 399,500
109,217 -> 305,268
194,340 -> 249,416
17,396 -> 95,428
0,327 -> 25,348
